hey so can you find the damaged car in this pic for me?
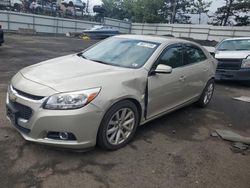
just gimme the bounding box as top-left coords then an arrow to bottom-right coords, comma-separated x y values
6,35 -> 217,150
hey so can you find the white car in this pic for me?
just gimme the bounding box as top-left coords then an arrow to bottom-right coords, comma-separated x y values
214,37 -> 250,82
0,0 -> 23,10
61,0 -> 85,8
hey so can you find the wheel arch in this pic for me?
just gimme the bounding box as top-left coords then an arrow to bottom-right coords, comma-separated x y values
96,98 -> 143,149
104,98 -> 143,124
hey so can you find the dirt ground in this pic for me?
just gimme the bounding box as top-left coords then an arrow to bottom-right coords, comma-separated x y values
0,34 -> 250,188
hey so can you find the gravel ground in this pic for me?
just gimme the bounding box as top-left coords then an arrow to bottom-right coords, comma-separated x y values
0,34 -> 250,188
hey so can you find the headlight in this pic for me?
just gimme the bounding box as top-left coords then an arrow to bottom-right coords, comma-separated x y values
241,56 -> 250,68
44,87 -> 101,110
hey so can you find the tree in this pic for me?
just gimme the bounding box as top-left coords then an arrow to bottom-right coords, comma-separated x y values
163,0 -> 193,24
191,0 -> 212,24
101,0 -> 131,20
100,0 -> 195,24
213,0 -> 250,26
101,0 -> 166,23
132,0 -> 165,23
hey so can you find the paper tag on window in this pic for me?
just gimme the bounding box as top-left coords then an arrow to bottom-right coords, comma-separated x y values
137,42 -> 156,49
132,63 -> 139,67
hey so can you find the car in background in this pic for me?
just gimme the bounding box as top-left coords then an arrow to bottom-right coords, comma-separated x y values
6,35 -> 217,150
0,0 -> 23,11
214,37 -> 250,82
61,0 -> 85,8
82,25 -> 120,39
29,0 -> 57,14
0,24 -> 4,46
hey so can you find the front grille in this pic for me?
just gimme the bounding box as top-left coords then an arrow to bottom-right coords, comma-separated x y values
10,101 -> 33,120
13,87 -> 44,100
217,59 -> 242,70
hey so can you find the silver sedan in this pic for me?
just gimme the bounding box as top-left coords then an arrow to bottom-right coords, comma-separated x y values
6,35 -> 217,150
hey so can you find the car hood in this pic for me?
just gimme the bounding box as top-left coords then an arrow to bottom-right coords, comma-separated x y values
20,54 -> 137,92
215,50 -> 250,59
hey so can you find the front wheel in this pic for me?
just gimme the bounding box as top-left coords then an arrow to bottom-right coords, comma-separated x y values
196,79 -> 215,107
97,100 -> 139,150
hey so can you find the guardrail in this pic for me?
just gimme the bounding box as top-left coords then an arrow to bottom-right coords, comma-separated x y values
131,23 -> 250,41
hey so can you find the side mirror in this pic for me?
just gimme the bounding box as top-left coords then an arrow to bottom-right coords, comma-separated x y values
151,64 -> 172,75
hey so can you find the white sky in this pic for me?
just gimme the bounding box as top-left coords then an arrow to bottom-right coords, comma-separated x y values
86,0 -> 225,13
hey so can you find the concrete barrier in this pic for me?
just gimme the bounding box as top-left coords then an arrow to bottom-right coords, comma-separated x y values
1,10 -> 249,41
131,23 -> 250,41
0,11 -> 131,34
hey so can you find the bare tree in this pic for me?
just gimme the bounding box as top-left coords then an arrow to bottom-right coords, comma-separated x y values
191,0 -> 212,24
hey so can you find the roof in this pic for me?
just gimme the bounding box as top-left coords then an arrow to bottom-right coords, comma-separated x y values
115,34 -> 187,44
224,37 -> 250,41
114,35 -> 206,52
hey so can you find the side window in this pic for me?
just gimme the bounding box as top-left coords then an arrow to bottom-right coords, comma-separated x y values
158,46 -> 183,68
184,45 -> 207,65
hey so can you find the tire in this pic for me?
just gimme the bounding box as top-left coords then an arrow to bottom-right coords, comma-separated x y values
97,100 -> 139,150
196,79 -> 215,108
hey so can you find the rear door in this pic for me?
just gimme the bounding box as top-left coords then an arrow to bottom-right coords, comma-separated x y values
182,44 -> 209,101
147,44 -> 187,119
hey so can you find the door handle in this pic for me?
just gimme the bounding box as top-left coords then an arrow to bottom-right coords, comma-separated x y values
179,76 -> 186,81
203,68 -> 209,72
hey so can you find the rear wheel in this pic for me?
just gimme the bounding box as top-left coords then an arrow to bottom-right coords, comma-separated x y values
196,79 -> 215,107
97,100 -> 139,150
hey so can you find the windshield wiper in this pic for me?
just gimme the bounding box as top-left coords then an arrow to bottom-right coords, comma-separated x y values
218,49 -> 229,51
77,52 -> 89,60
89,59 -> 110,65
89,59 -> 125,68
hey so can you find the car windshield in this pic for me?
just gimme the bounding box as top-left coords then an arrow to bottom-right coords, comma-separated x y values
217,39 -> 250,51
81,37 -> 160,69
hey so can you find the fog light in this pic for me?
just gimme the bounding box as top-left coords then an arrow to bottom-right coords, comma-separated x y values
47,131 -> 76,141
59,132 -> 69,140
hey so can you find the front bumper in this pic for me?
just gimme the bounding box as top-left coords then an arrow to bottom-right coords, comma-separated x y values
215,69 -> 250,81
6,91 -> 104,149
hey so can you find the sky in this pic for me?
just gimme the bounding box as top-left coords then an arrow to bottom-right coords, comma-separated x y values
86,0 -> 226,13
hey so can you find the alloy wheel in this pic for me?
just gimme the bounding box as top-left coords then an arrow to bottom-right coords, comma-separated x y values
203,83 -> 214,104
106,108 -> 135,145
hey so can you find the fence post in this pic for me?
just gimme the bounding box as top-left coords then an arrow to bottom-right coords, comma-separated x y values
75,20 -> 77,32
32,15 -> 35,31
207,27 -> 210,40
129,22 -> 132,34
188,26 -> 191,38
170,25 -> 173,36
232,28 -> 236,37
7,11 -> 10,30
155,24 -> 158,35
